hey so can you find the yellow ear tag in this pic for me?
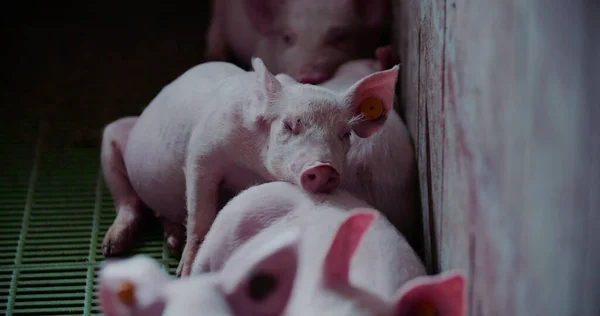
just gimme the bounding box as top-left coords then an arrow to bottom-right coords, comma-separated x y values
116,280 -> 136,306
359,97 -> 384,120
415,302 -> 437,316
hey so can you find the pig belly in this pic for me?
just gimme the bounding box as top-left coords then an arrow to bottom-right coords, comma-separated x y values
124,126 -> 188,225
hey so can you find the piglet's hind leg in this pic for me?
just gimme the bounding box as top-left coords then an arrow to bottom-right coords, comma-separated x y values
160,217 -> 186,257
101,117 -> 145,256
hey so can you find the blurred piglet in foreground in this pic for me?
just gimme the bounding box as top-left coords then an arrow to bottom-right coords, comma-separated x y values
100,57 -> 400,276
191,182 -> 463,315
98,211 -> 466,315
97,230 -> 301,316
206,0 -> 392,84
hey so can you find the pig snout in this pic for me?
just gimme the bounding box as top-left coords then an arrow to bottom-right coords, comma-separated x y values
300,164 -> 341,193
295,65 -> 331,84
296,72 -> 328,84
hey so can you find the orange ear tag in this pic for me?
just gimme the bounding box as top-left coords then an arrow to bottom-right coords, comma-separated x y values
414,302 -> 437,316
116,280 -> 136,306
359,97 -> 384,120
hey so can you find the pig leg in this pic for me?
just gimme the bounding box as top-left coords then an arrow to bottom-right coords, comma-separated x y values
101,117 -> 145,256
204,0 -> 229,61
177,142 -> 227,277
160,217 -> 186,256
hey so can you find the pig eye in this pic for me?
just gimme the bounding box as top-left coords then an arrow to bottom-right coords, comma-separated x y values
281,32 -> 295,46
334,34 -> 348,45
329,30 -> 350,49
342,132 -> 352,140
247,273 -> 278,302
284,122 -> 293,132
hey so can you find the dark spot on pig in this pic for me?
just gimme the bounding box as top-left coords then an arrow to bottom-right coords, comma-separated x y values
248,273 -> 278,301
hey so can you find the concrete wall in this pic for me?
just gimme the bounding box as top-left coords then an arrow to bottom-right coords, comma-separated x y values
393,0 -> 600,315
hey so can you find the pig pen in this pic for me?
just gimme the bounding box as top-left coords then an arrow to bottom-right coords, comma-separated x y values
1,0 -> 598,315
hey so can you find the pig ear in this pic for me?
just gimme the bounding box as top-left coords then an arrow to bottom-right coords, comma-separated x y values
97,255 -> 169,316
375,45 -> 397,71
221,229 -> 300,315
244,0 -> 284,34
252,57 -> 283,102
323,210 -> 377,287
392,270 -> 467,316
344,65 -> 399,138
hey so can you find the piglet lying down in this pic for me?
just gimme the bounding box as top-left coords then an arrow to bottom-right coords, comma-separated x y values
100,55 -> 401,276
191,181 -> 429,313
98,210 -> 465,315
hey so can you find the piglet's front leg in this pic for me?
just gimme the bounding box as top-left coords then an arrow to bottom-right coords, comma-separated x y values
177,146 -> 225,277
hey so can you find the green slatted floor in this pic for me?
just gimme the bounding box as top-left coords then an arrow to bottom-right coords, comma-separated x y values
1,143 -> 179,315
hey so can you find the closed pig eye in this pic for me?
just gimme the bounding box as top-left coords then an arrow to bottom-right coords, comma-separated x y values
341,131 -> 351,141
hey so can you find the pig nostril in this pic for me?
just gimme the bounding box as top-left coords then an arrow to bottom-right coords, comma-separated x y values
307,174 -> 316,181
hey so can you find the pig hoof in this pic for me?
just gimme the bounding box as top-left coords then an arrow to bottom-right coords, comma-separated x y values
164,232 -> 184,257
161,219 -> 185,257
102,226 -> 134,256
102,210 -> 142,256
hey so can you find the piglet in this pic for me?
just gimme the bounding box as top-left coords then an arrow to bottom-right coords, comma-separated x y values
276,45 -> 420,247
97,229 -> 302,316
205,0 -> 392,84
191,182 -> 424,311
100,58 -> 400,276
98,216 -> 466,315
191,181 -> 464,314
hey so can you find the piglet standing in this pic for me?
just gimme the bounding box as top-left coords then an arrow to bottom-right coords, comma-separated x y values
100,57 -> 400,276
191,181 -> 451,315
206,0 -> 392,84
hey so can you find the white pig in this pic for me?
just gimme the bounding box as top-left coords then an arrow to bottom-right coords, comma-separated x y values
97,205 -> 466,315
191,181 -> 424,309
277,46 -> 420,249
205,0 -> 392,84
100,58 -> 400,277
97,229 -> 302,316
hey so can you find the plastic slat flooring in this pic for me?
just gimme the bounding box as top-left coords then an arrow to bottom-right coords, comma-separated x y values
1,143 -> 179,315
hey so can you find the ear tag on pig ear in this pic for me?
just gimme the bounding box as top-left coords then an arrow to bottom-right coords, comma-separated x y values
359,97 -> 384,120
116,280 -> 136,306
414,301 -> 437,316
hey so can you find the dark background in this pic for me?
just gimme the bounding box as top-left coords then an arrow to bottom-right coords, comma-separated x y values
2,1 -> 212,146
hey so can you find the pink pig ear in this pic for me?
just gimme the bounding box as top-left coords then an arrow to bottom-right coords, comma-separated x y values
344,65 -> 399,138
393,270 -> 467,316
221,229 -> 300,316
97,255 -> 169,316
244,0 -> 285,34
323,210 -> 377,287
252,57 -> 283,101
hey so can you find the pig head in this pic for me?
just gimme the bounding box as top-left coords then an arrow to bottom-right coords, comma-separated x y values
209,0 -> 392,84
252,58 -> 400,194
98,229 -> 301,316
309,211 -> 466,316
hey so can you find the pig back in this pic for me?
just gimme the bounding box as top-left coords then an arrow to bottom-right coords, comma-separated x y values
123,62 -> 245,222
